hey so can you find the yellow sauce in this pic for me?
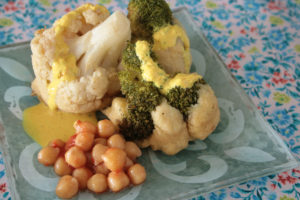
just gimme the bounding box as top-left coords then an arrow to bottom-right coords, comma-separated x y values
153,24 -> 191,72
135,41 -> 202,94
135,41 -> 169,88
163,73 -> 201,92
48,4 -> 109,109
23,102 -> 97,147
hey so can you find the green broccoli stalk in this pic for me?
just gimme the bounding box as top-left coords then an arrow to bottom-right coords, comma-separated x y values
128,0 -> 173,40
118,42 -> 163,140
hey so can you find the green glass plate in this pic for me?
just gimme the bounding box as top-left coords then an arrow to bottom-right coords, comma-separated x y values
0,8 -> 298,200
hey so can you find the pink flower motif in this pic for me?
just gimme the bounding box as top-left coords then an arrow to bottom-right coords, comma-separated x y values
4,1 -> 19,12
268,1 -> 284,10
239,53 -> 245,58
272,72 -> 289,85
277,175 -> 287,185
17,0 -> 25,10
283,71 -> 290,77
0,183 -> 6,193
228,60 -> 241,70
286,176 -> 297,184
250,27 -> 257,32
279,78 -> 288,84
4,5 -> 10,12
271,183 -> 276,189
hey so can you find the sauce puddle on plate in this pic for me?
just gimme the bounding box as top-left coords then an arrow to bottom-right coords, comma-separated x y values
23,102 -> 97,146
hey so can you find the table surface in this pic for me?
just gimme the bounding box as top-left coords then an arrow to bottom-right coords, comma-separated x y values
0,0 -> 299,199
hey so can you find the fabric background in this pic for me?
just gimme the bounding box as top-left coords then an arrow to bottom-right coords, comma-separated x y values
0,0 -> 299,199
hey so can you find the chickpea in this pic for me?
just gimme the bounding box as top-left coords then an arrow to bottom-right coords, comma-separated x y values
124,157 -> 134,171
97,119 -> 116,138
94,163 -> 110,175
38,146 -> 60,166
64,135 -> 77,151
107,134 -> 126,149
87,173 -> 107,193
65,147 -> 86,168
107,171 -> 130,192
92,144 -> 108,165
94,138 -> 107,146
48,139 -> 65,149
127,164 -> 146,185
54,157 -> 73,176
72,167 -> 93,190
74,120 -> 97,134
102,148 -> 126,172
56,175 -> 78,199
125,141 -> 142,161
75,132 -> 94,151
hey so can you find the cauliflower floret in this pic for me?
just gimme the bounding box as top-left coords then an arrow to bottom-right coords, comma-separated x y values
187,84 -> 220,140
152,21 -> 191,75
31,4 -> 131,113
153,38 -> 190,75
102,97 -> 128,127
141,99 -> 189,155
104,98 -> 190,155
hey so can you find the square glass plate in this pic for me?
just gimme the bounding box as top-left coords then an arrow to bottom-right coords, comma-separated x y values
0,8 -> 298,200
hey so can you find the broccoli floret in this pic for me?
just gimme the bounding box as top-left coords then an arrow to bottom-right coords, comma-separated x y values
118,41 -> 207,140
121,42 -> 141,70
166,79 -> 206,120
128,0 -> 173,40
119,110 -> 154,140
118,42 -> 163,140
120,42 -> 161,112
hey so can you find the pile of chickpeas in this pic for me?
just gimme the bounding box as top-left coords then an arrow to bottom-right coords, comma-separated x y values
37,119 -> 146,199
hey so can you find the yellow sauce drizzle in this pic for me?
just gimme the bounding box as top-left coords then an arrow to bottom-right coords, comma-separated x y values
153,24 -> 191,72
163,73 -> 202,92
135,41 -> 169,88
23,102 -> 97,147
135,41 -> 202,94
47,4 -> 109,109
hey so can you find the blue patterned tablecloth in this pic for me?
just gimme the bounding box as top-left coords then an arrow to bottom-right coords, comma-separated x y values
0,0 -> 300,199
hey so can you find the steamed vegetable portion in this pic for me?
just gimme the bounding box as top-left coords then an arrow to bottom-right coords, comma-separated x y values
28,0 -> 219,157
128,0 -> 191,75
128,0 -> 173,40
117,42 -> 162,140
104,41 -> 220,155
31,4 -> 131,113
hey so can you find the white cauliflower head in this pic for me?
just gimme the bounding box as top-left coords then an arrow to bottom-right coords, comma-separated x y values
187,84 -> 220,140
142,99 -> 190,155
31,4 -> 131,113
152,22 -> 192,75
